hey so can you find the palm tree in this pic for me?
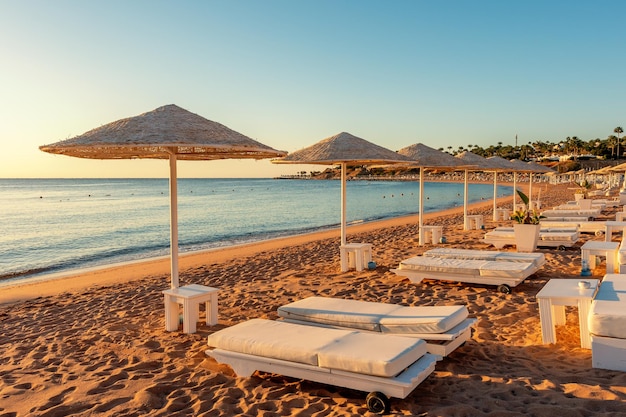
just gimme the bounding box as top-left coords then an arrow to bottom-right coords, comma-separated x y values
616,127 -> 624,159
608,135 -> 618,159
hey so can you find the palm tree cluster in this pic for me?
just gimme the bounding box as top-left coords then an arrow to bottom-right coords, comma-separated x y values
440,126 -> 625,162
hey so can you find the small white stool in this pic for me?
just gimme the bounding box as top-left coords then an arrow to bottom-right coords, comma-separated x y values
163,284 -> 219,334
466,215 -> 484,230
340,243 -> 373,272
494,208 -> 510,221
580,241 -> 619,275
422,225 -> 443,244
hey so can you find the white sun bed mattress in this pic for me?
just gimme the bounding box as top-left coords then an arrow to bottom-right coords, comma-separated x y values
588,274 -> 626,339
540,209 -> 601,219
206,319 -> 438,408
391,248 -> 545,291
208,319 -> 427,377
423,248 -> 546,267
483,227 -> 579,248
278,296 -> 468,334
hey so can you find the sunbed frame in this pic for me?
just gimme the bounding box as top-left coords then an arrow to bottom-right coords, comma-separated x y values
391,248 -> 545,293
206,348 -> 437,413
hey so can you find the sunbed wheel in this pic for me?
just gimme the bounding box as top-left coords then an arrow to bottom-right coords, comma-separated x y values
497,284 -> 511,294
595,230 -> 604,237
366,391 -> 390,414
557,245 -> 566,251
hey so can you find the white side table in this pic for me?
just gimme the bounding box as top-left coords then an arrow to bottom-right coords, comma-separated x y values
340,243 -> 372,272
494,208 -> 510,221
422,225 -> 443,244
163,284 -> 219,334
465,215 -> 484,230
581,240 -> 619,274
536,278 -> 599,349
604,221 -> 626,241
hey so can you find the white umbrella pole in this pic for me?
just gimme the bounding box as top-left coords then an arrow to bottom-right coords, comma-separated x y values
169,154 -> 180,289
341,162 -> 347,246
464,169 -> 469,230
493,171 -> 498,221
513,171 -> 517,212
529,174 -> 534,209
419,167 -> 424,245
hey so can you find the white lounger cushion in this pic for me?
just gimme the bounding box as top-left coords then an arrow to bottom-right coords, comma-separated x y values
277,296 -> 468,334
588,274 -> 626,339
400,256 -> 534,279
207,319 -> 427,378
424,248 -> 545,267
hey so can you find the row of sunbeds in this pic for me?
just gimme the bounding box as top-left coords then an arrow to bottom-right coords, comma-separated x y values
205,199 -> 625,413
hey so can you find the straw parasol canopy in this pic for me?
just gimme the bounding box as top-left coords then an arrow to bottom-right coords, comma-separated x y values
40,104 -> 285,160
272,132 -> 412,264
398,144 -> 475,244
274,131 -> 414,165
397,143 -> 470,169
40,104 -> 287,288
456,151 -> 513,224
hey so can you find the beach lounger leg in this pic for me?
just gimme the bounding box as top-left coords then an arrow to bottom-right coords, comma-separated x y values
539,298 -> 557,344
340,247 -> 348,272
205,292 -> 219,326
552,304 -> 566,326
577,299 -> 593,349
182,299 -> 198,334
355,250 -> 363,271
164,296 -> 180,332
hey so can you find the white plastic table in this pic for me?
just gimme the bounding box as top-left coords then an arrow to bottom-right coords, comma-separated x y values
163,284 -> 219,334
604,221 -> 626,241
465,215 -> 484,230
494,208 -> 510,221
340,243 -> 372,272
536,278 -> 599,349
421,225 -> 443,244
581,240 -> 619,274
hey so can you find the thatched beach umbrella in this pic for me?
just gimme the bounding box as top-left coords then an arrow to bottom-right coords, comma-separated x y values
455,152 -> 511,227
507,159 -> 554,211
40,104 -> 286,288
272,132 -> 412,260
486,156 -> 520,220
397,144 -> 474,245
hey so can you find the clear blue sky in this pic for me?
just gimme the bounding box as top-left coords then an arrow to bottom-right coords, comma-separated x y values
1,0 -> 624,178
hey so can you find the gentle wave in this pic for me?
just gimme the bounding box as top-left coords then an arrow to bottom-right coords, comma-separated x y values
0,178 -> 508,282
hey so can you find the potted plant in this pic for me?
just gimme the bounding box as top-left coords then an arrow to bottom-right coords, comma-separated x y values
573,182 -> 593,209
511,189 -> 542,252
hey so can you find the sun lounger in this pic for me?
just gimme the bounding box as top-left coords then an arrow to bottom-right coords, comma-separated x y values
277,296 -> 476,357
540,208 -> 601,220
540,220 -> 606,236
483,227 -> 579,249
588,274 -> 626,372
206,319 -> 438,414
556,201 -> 607,210
391,248 -> 545,293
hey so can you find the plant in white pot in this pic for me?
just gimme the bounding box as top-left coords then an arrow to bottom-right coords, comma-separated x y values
511,189 -> 543,252
574,180 -> 592,202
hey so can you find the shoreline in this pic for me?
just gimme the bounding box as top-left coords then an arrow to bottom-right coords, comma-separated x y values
0,190 -> 516,305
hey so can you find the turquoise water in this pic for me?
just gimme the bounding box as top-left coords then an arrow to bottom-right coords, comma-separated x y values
0,178 -> 508,281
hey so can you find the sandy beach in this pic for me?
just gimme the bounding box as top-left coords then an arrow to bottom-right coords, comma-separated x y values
1,182 -> 625,416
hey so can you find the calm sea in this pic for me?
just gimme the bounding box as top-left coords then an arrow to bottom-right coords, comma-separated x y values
0,178 -> 507,283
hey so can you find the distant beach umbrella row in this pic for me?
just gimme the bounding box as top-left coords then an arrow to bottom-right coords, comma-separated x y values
40,104 -> 556,286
